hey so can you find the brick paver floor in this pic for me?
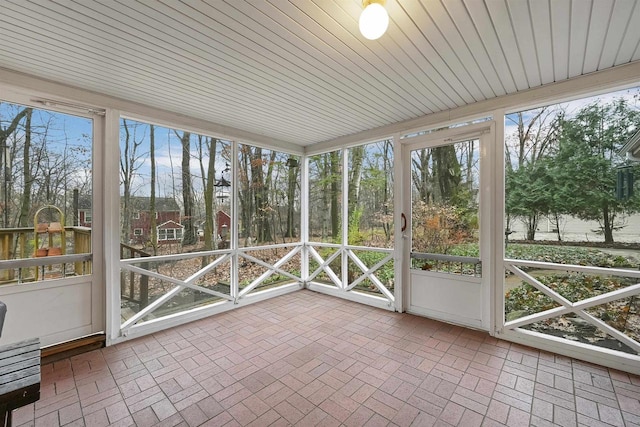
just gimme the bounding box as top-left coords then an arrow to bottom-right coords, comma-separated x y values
13,290 -> 640,426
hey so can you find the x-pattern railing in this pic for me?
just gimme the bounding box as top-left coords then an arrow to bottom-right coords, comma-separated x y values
120,244 -> 304,328
504,258 -> 640,354
120,242 -> 393,331
237,244 -> 302,299
307,243 -> 394,304
307,245 -> 342,287
120,251 -> 233,329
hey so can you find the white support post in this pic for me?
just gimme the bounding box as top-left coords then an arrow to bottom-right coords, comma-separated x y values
492,109 -> 506,336
341,148 -> 349,291
478,123 -> 495,332
231,141 -> 239,302
104,109 -> 122,345
301,154 -> 309,286
392,134 -> 404,312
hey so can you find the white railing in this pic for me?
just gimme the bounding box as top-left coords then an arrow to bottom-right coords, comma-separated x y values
118,240 -> 394,336
120,243 -> 303,330
504,258 -> 640,354
307,242 -> 395,305
237,244 -> 302,299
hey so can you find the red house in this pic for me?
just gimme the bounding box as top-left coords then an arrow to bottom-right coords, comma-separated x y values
77,195 -> 93,227
128,197 -> 182,244
217,210 -> 231,238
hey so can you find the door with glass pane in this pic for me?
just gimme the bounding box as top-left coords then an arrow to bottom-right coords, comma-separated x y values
405,135 -> 487,329
0,99 -> 102,346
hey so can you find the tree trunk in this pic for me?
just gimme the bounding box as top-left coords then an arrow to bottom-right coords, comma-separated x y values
18,109 -> 33,227
1,107 -> 29,228
348,146 -> 364,213
204,138 -> 217,251
433,145 -> 461,202
553,212 -> 562,242
603,204 -> 614,243
526,214 -> 538,241
238,146 -> 253,240
149,124 -> 157,254
321,154 -> 329,239
412,148 -> 432,203
120,119 -> 132,242
251,147 -> 273,243
284,156 -> 298,238
330,151 -> 340,240
180,132 -> 197,245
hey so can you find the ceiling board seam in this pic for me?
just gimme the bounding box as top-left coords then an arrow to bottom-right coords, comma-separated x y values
297,0 -> 439,113
581,0 -> 593,75
462,0 -> 517,93
452,0 -> 507,96
0,50 -> 336,143
505,0 -> 540,88
422,0 -> 488,102
597,0 -> 615,71
393,0 -> 471,106
547,0 -> 557,82
606,0 -> 634,68
0,67 -> 303,149
102,0 -> 400,124
206,0 -> 420,118
0,34 -> 340,137
117,0 -> 390,123
248,0 -> 435,116
312,61 -> 640,149
482,1 -> 519,91
527,0 -> 546,87
567,0 -> 573,79
182,1 -> 413,122
439,0 -> 499,98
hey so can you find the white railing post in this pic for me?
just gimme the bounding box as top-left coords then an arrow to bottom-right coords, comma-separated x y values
301,153 -> 309,286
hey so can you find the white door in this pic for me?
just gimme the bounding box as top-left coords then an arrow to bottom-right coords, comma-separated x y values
403,128 -> 491,330
0,95 -> 104,347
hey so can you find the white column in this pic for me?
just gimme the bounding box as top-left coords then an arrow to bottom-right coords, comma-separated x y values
341,148 -> 349,290
301,153 -> 309,285
492,110 -> 506,336
393,134 -> 404,312
104,109 -> 122,344
231,141 -> 239,302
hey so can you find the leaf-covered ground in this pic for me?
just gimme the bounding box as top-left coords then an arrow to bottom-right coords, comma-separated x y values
506,274 -> 639,354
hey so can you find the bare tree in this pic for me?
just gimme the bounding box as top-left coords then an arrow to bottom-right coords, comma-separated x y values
178,131 -> 197,245
284,155 -> 299,238
203,137 -> 217,251
120,119 -> 147,242
17,109 -> 33,227
0,106 -> 30,227
149,124 -> 157,254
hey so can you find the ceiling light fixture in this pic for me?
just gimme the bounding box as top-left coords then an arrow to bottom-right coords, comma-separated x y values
359,0 -> 389,40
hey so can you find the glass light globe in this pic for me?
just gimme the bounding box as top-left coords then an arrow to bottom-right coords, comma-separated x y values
359,3 -> 389,40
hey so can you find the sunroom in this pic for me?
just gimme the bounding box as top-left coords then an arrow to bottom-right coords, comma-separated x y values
1,0 -> 640,393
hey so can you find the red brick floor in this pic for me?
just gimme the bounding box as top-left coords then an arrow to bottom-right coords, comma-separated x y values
13,290 -> 640,426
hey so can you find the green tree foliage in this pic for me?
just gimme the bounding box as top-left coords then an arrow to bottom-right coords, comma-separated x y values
506,96 -> 640,243
504,108 -> 562,240
553,99 -> 640,243
506,158 -> 560,240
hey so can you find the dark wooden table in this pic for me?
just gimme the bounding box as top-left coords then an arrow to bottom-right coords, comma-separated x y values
0,338 -> 40,427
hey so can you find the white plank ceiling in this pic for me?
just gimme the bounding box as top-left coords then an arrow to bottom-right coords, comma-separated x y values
1,0 -> 639,147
